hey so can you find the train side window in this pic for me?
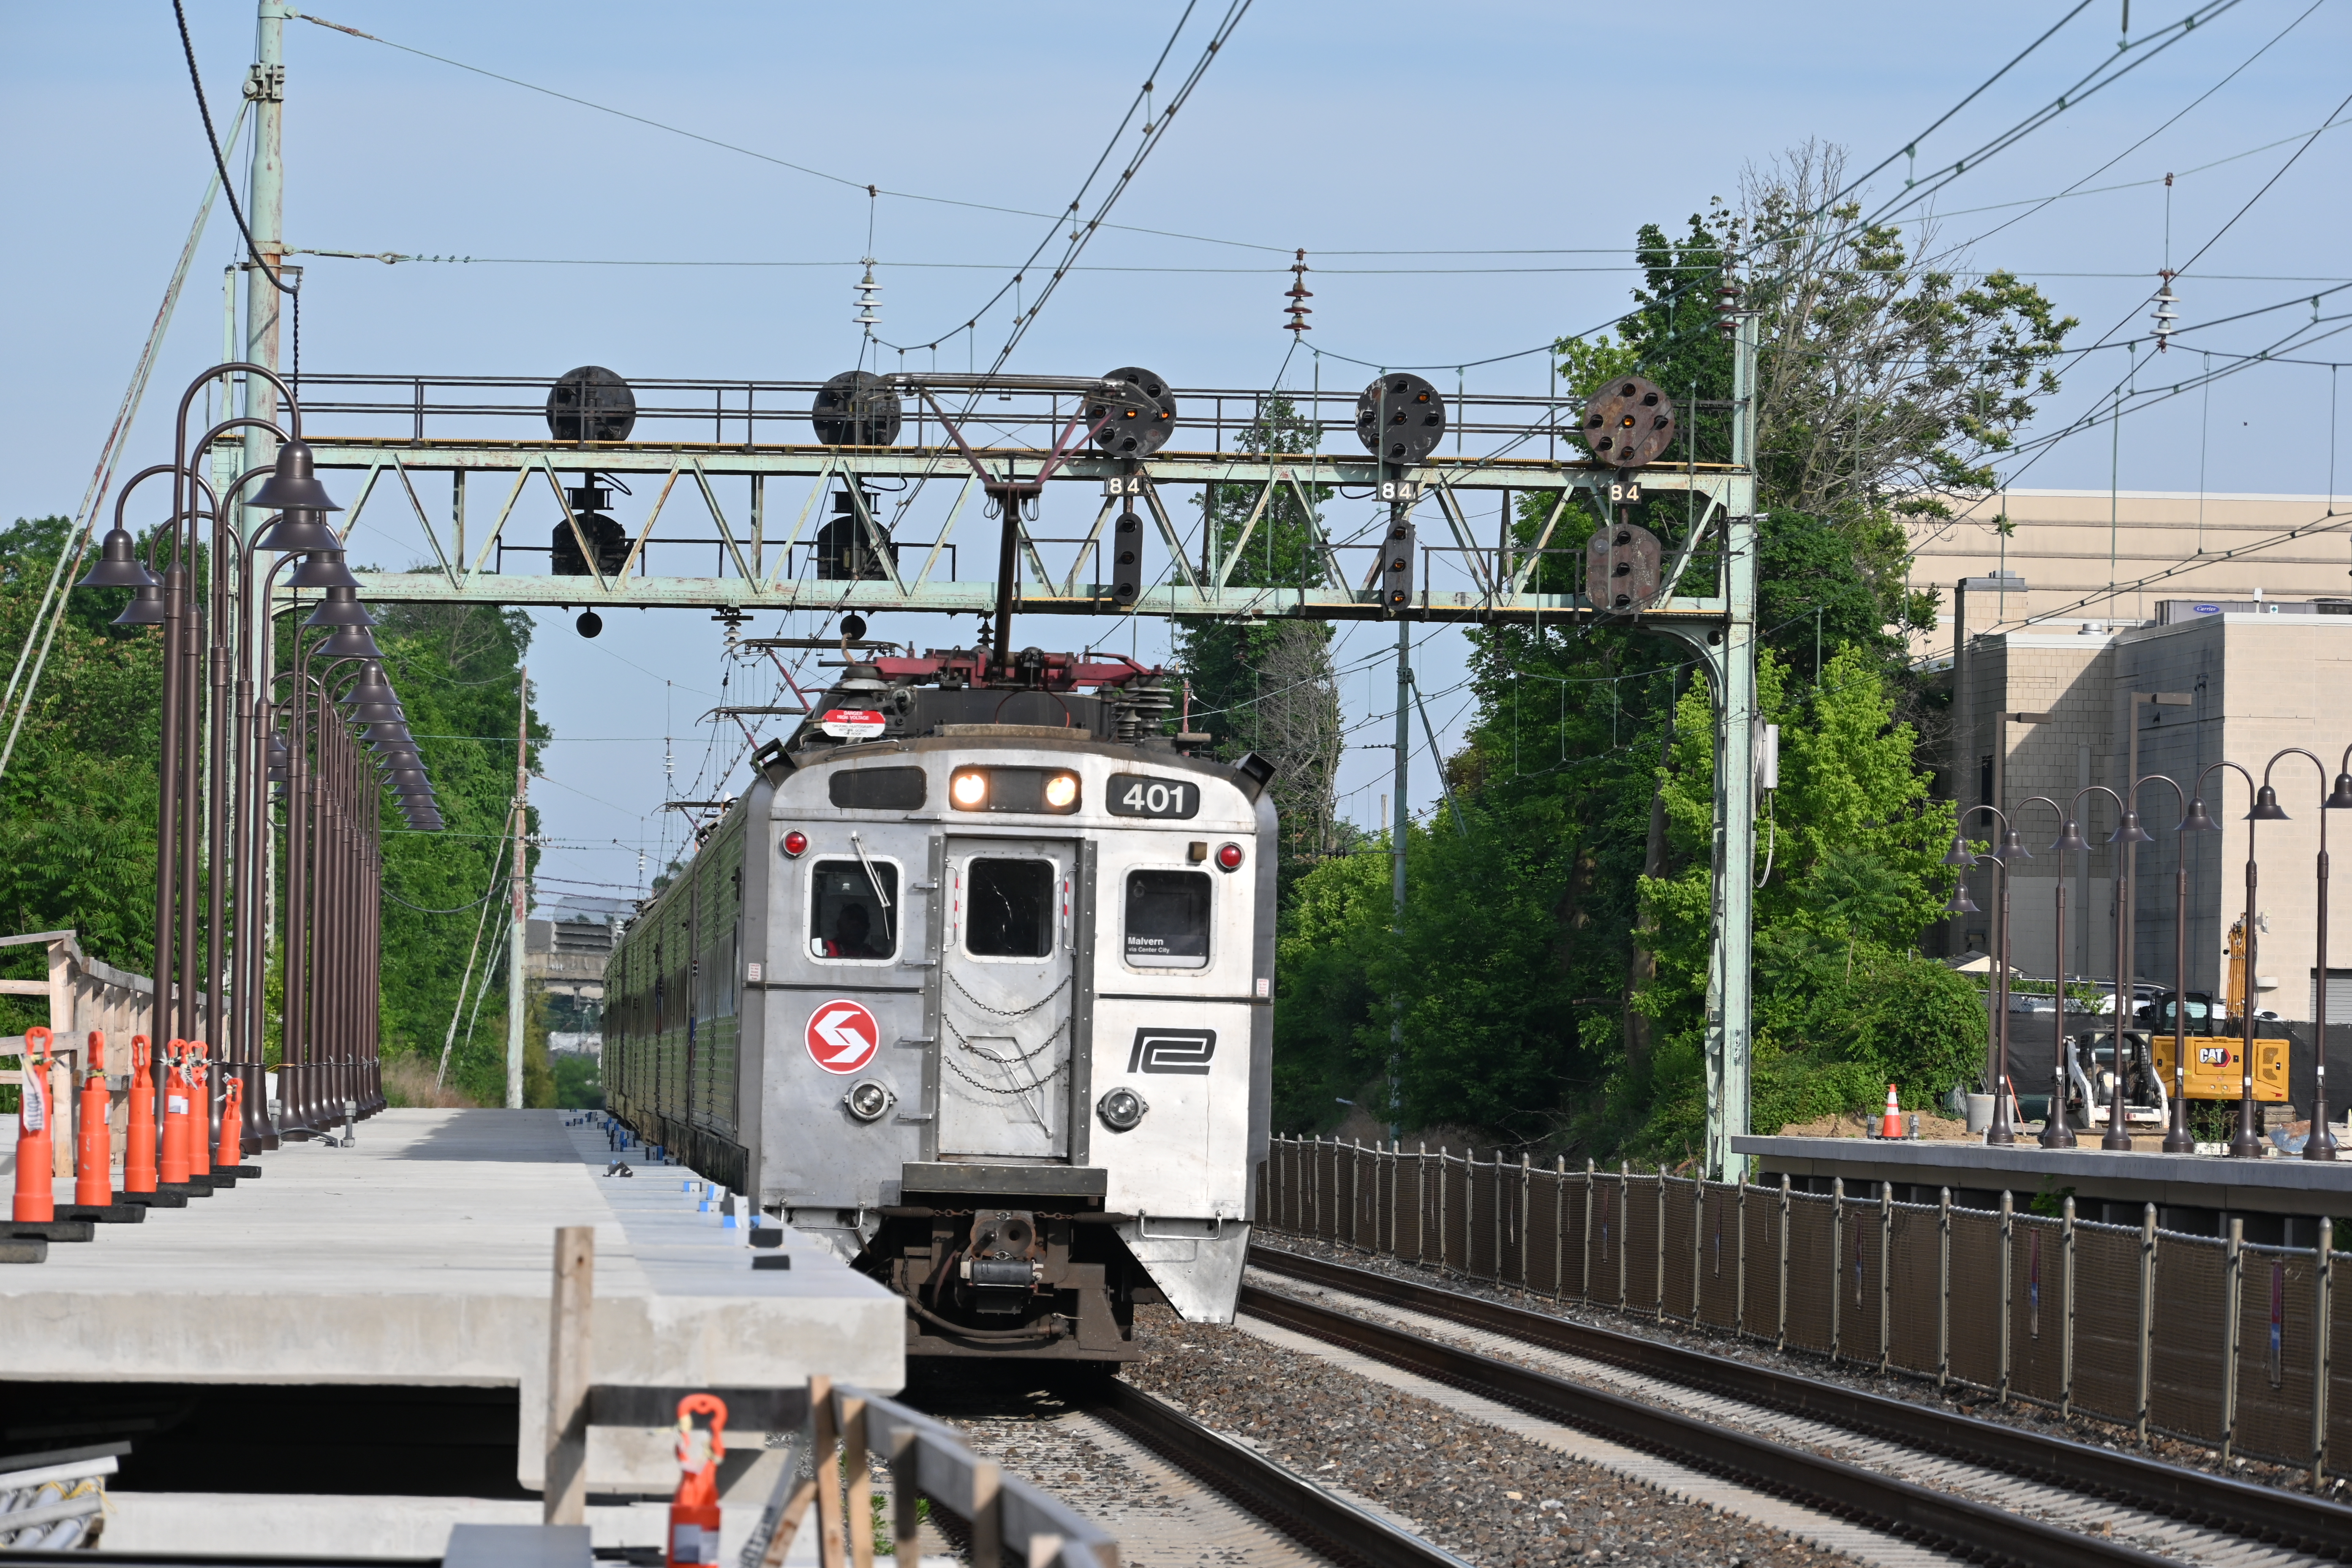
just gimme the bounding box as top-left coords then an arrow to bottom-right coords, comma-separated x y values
1124,869 -> 1210,969
966,858 -> 1054,958
808,860 -> 898,961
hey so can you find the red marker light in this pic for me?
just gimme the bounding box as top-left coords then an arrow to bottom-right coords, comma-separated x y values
782,831 -> 808,858
1215,842 -> 1244,872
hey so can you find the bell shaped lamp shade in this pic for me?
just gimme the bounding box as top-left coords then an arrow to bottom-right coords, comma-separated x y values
246,439 -> 342,514
2050,819 -> 2090,856
2329,773 -> 2352,811
346,700 -> 404,725
340,661 -> 399,708
1999,827 -> 2032,860
2109,809 -> 2156,846
111,583 -> 166,627
312,625 -> 381,661
76,528 -> 160,590
302,586 -> 376,630
1945,882 -> 1982,915
250,509 -> 346,554
2183,798 -> 2223,834
1942,834 -> 1973,868
287,549 -> 359,591
2249,784 -> 2290,822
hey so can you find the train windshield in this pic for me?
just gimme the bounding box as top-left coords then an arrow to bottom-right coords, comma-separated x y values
1125,869 -> 1210,969
809,860 -> 897,960
966,859 -> 1054,957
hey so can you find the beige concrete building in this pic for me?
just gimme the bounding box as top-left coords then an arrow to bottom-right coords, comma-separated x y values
1947,605 -> 2352,1026
1911,487 -> 2352,652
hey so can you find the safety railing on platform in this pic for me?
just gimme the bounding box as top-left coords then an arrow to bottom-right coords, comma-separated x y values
1259,1136 -> 2345,1484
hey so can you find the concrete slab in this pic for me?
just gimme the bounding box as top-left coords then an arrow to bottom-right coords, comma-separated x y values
0,1110 -> 903,1491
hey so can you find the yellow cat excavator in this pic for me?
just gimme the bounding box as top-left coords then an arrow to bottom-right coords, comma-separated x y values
2146,917 -> 2290,1110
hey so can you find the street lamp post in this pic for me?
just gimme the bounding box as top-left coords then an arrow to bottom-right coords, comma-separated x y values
2255,748 -> 2344,1160
1946,806 -> 2030,1146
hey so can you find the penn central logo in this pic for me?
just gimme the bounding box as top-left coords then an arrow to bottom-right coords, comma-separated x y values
1127,1028 -> 1215,1075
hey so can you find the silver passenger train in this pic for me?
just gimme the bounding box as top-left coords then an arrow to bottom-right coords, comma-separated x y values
602,646 -> 1275,1358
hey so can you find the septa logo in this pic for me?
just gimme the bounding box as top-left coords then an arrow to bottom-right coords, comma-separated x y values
1127,1028 -> 1215,1075
806,999 -> 880,1074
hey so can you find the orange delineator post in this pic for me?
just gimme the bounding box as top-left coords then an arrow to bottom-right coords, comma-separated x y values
215,1074 -> 244,1171
75,1030 -> 111,1208
1878,1083 -> 1904,1140
667,1394 -> 727,1568
159,1040 -> 192,1187
123,1035 -> 157,1194
186,1041 -> 212,1178
13,1025 -> 56,1222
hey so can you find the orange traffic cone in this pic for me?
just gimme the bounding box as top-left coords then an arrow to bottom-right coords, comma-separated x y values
159,1041 -> 192,1187
123,1035 -> 156,1194
667,1394 -> 728,1568
1878,1083 -> 1903,1140
186,1041 -> 212,1178
215,1073 -> 243,1171
13,1026 -> 55,1222
75,1031 -> 111,1208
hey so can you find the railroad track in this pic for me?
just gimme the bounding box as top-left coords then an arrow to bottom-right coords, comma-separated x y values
909,1364 -> 1470,1568
1247,1245 -> 2352,1568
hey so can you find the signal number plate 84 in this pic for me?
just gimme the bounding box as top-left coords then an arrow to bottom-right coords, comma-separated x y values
1108,775 -> 1198,819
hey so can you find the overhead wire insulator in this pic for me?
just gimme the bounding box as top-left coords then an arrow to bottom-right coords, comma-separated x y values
854,260 -> 881,331
2151,270 -> 2179,353
1285,248 -> 1312,334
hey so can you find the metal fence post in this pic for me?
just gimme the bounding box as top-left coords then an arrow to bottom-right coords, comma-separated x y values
1416,1143 -> 1428,1265
1998,1190 -> 2014,1406
2061,1195 -> 2077,1419
1776,1175 -> 1791,1353
1830,1176 -> 1845,1361
1347,1139 -> 1360,1249
1582,1158 -> 1596,1301
1879,1182 -> 1893,1378
1554,1156 -> 1566,1299
1437,1146 -> 1448,1274
1619,1162 -> 1632,1312
2314,1216 -> 2333,1492
2138,1202 -> 2156,1445
1655,1171 -> 1667,1319
1691,1178 -> 1704,1326
1736,1177 -> 1749,1339
2224,1215 -> 2244,1465
1938,1187 -> 1952,1390
1519,1154 -> 1531,1291
1308,1135 -> 1320,1238
1492,1150 -> 1504,1285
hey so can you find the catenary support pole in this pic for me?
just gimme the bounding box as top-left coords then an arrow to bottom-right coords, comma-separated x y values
1703,304 -> 1761,1180
508,666 -> 528,1108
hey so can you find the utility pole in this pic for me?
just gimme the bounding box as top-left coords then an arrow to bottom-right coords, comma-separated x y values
508,667 -> 529,1108
242,1 -> 289,1010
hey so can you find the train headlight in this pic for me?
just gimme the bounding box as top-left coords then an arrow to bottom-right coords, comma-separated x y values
950,769 -> 988,808
1044,772 -> 1078,808
1215,842 -> 1245,872
1096,1086 -> 1148,1133
781,830 -> 808,858
843,1080 -> 894,1123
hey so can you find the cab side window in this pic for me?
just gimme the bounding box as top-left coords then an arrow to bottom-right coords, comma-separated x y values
809,860 -> 898,961
1124,869 -> 1210,969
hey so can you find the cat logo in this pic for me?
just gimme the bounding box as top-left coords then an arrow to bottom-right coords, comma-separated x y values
1127,1029 -> 1215,1075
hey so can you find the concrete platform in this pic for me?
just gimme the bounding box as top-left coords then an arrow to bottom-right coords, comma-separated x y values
0,1110 -> 903,1491
1736,1133 -> 2352,1241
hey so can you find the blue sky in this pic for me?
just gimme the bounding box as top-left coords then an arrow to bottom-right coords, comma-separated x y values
5,0 -> 2348,902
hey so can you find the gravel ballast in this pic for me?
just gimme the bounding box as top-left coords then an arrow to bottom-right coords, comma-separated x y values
1124,1306 -> 1847,1568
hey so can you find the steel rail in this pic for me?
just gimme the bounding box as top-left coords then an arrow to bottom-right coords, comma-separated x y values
1089,1378 -> 1475,1568
1249,1246 -> 2352,1563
